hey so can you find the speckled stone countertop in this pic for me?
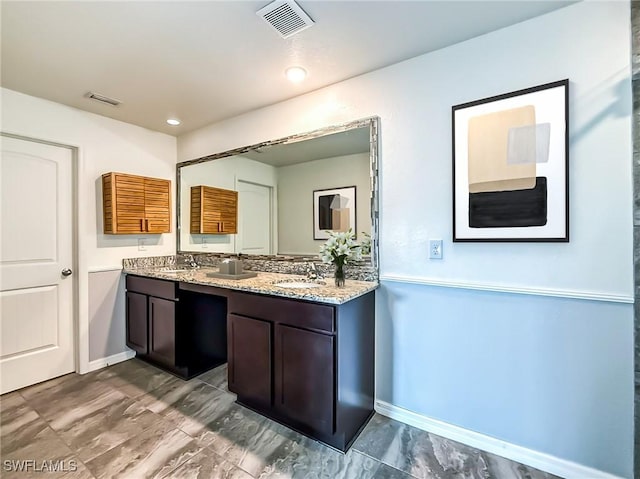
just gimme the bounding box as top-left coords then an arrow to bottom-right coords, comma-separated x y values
123,267 -> 378,305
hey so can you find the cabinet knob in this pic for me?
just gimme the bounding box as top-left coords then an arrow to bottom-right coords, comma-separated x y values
61,268 -> 73,277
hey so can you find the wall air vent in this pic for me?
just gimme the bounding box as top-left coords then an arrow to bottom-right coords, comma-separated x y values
256,0 -> 314,39
85,91 -> 121,106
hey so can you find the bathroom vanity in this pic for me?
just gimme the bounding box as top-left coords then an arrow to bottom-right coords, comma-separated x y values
125,274 -> 228,378
124,267 -> 376,451
122,116 -> 381,451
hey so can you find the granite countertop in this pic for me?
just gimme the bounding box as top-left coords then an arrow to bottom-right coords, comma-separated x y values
123,267 -> 378,305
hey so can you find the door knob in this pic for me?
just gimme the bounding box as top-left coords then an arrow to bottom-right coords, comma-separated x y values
61,268 -> 73,277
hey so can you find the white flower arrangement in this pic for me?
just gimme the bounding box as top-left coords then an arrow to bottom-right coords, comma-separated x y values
319,229 -> 370,266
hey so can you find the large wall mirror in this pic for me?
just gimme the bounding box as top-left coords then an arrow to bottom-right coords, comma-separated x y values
176,117 -> 379,269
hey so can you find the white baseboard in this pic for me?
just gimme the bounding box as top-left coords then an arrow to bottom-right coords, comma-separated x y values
86,350 -> 135,373
374,400 -> 622,479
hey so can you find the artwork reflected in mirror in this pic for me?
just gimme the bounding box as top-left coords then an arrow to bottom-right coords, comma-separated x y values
313,186 -> 356,240
176,117 -> 379,268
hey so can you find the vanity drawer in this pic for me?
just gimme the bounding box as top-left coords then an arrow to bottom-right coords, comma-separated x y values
228,292 -> 334,333
126,275 -> 178,300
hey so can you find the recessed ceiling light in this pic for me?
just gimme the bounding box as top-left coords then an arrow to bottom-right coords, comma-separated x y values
285,66 -> 307,83
166,118 -> 181,126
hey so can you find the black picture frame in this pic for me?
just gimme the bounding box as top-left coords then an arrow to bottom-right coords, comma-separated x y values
452,79 -> 569,242
313,186 -> 357,240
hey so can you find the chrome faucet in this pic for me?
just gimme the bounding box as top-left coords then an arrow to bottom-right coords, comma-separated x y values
184,254 -> 199,269
306,262 -> 322,280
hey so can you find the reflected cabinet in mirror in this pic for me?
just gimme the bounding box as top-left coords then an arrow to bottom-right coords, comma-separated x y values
176,117 -> 379,268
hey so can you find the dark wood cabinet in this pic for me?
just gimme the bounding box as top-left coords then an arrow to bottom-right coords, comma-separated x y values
228,314 -> 272,408
124,273 -> 374,451
274,324 -> 335,436
148,297 -> 176,367
126,291 -> 148,355
226,289 -> 375,451
125,275 -> 227,378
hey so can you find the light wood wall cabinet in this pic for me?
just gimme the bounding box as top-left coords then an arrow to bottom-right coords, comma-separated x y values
102,172 -> 171,234
190,185 -> 238,234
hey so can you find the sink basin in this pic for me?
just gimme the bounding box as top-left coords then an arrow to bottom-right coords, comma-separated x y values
276,281 -> 323,289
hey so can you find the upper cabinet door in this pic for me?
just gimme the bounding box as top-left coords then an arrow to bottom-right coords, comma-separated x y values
190,186 -> 238,234
144,177 -> 171,234
201,187 -> 224,233
102,172 -> 171,234
111,173 -> 145,234
215,187 -> 238,234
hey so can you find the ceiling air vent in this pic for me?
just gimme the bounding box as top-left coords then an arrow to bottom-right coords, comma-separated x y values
257,0 -> 314,39
85,91 -> 121,107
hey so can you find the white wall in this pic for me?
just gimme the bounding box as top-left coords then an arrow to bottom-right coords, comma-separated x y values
178,155 -> 277,252
277,152 -> 371,255
88,270 -> 125,362
1,88 -> 177,371
178,3 -> 633,477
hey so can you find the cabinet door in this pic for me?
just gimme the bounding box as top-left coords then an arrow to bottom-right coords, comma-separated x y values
126,292 -> 148,354
114,174 -> 145,233
148,297 -> 176,366
205,187 -> 237,234
274,325 -> 335,435
201,197 -> 222,234
218,189 -> 237,234
190,186 -> 237,234
144,178 -> 171,233
228,313 -> 271,407
190,186 -> 203,233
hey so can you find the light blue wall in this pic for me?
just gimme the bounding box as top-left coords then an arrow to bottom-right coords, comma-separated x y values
376,281 -> 634,477
178,1 -> 635,476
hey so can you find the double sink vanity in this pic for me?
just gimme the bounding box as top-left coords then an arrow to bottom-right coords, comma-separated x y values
118,116 -> 380,451
123,262 -> 377,452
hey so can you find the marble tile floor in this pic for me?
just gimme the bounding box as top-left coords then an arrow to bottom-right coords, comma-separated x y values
0,359 -> 559,479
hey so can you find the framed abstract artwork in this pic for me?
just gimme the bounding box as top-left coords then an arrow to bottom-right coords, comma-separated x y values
452,79 -> 569,242
313,186 -> 357,240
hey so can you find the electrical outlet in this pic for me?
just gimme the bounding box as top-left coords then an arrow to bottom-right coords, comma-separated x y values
429,239 -> 443,259
202,237 -> 208,249
138,238 -> 147,251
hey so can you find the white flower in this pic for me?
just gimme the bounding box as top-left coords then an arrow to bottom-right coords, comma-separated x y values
317,228 -> 369,266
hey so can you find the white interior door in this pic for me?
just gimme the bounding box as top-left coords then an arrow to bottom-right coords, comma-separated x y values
237,180 -> 272,255
0,135 -> 75,394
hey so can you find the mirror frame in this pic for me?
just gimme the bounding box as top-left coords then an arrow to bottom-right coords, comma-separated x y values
176,116 -> 380,270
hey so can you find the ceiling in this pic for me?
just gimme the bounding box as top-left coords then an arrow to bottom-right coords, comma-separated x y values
1,1 -> 574,136
243,126 -> 370,167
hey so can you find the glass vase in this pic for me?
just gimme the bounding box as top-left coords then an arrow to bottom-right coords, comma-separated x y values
334,261 -> 346,287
